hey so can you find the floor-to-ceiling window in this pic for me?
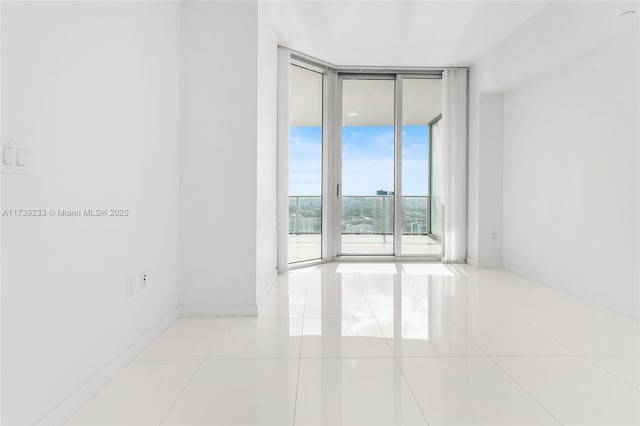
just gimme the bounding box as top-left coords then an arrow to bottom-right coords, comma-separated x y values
288,64 -> 323,264
428,115 -> 443,242
282,52 -> 443,264
400,78 -> 442,255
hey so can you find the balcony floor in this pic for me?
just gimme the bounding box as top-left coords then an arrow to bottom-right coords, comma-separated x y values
289,234 -> 441,263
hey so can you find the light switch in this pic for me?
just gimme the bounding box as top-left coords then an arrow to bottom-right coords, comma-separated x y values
16,148 -> 27,166
3,146 -> 15,165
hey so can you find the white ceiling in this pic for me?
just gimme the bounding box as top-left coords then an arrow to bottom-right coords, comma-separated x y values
341,78 -> 441,126
267,0 -> 549,67
473,1 -> 640,91
402,78 -> 441,125
290,66 -> 441,126
283,0 -> 638,123
267,0 -> 639,73
289,65 -> 323,126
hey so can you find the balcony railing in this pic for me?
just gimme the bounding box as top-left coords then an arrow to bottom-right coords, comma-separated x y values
288,195 -> 431,235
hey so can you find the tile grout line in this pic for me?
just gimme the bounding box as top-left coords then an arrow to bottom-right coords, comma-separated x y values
445,315 -> 565,425
291,272 -> 310,426
157,358 -> 206,425
519,316 -> 584,355
359,275 -> 431,426
389,356 -> 431,426
579,355 -> 640,393
486,355 -> 565,426
151,318 -> 228,425
62,358 -> 132,424
518,315 -> 640,392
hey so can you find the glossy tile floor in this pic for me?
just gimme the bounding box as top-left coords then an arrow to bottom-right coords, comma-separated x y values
67,263 -> 640,425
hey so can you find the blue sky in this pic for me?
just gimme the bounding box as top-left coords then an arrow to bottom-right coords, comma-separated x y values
289,125 -> 430,196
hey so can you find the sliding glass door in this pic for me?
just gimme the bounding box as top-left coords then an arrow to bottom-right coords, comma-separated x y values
340,77 -> 396,255
338,75 -> 442,257
281,54 -> 443,264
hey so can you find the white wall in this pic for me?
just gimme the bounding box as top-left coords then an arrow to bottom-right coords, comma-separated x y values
469,2 -> 639,93
256,3 -> 279,306
477,94 -> 503,265
1,2 -> 181,424
502,27 -> 639,317
179,1 -> 263,315
467,70 -> 504,267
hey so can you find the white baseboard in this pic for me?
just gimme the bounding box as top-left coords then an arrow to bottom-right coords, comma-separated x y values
502,261 -> 639,320
466,257 -> 502,268
36,307 -> 180,426
180,303 -> 258,317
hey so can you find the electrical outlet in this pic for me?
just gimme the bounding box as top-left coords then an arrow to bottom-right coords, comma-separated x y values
140,272 -> 150,289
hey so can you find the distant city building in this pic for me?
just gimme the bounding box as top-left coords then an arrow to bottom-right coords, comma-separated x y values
298,217 -> 320,233
374,196 -> 394,234
410,222 -> 428,234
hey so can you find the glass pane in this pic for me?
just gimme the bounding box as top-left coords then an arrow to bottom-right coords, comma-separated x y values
288,65 -> 322,263
341,79 -> 395,254
430,118 -> 443,241
401,78 -> 442,255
